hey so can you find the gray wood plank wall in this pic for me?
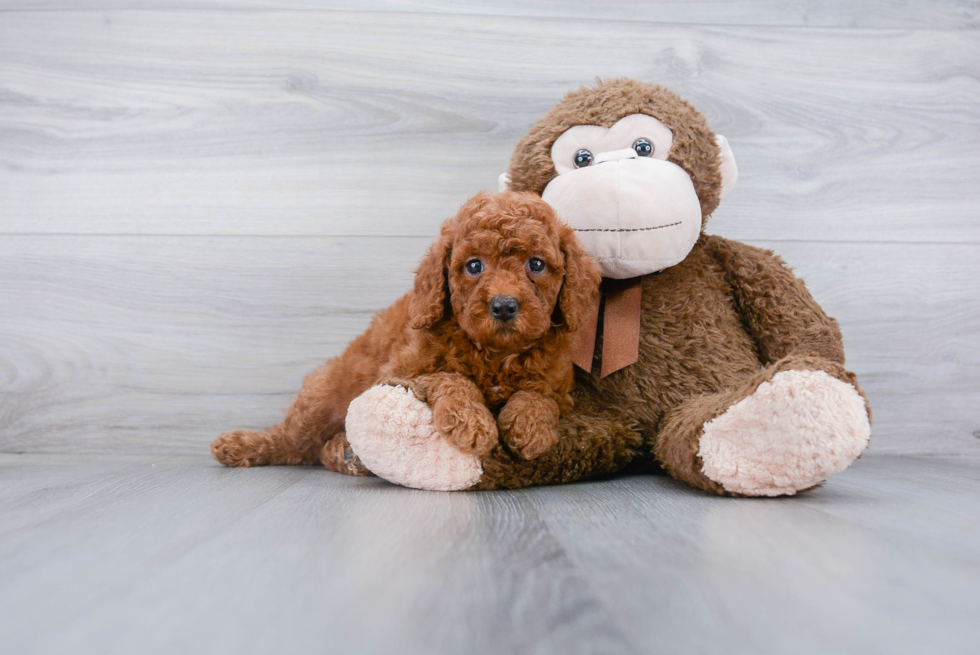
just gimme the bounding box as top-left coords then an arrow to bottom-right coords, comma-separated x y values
2,2 -> 978,456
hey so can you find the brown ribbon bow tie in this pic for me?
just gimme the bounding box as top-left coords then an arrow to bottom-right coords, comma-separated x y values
572,277 -> 643,378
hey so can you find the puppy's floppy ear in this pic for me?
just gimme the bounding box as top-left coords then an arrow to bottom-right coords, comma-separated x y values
554,222 -> 601,332
409,229 -> 454,329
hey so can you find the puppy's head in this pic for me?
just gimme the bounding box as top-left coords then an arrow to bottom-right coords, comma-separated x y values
410,191 -> 600,350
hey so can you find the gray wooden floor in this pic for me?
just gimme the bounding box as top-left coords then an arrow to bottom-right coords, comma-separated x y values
2,453 -> 978,655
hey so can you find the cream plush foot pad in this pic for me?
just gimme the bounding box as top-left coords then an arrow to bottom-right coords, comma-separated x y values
698,370 -> 871,497
346,385 -> 483,491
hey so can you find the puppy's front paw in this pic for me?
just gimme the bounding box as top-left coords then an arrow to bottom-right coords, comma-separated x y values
211,430 -> 274,467
431,399 -> 498,457
497,391 -> 559,460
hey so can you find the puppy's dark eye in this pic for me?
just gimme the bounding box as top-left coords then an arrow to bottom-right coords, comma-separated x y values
465,259 -> 484,275
633,138 -> 654,157
574,149 -> 593,168
526,257 -> 546,274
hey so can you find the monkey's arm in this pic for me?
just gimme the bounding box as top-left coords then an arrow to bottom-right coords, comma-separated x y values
710,235 -> 856,378
645,236 -> 872,496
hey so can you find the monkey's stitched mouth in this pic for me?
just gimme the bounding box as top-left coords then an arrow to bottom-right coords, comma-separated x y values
573,221 -> 681,233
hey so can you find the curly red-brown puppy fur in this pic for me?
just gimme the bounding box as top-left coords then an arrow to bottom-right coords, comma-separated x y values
211,191 -> 600,471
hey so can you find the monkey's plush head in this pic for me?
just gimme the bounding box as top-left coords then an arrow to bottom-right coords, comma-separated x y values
500,79 -> 737,279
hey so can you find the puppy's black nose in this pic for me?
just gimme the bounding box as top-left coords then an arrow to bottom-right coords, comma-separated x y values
489,296 -> 520,322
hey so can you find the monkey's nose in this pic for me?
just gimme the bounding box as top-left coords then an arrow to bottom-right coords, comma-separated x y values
489,296 -> 520,322
594,148 -> 638,164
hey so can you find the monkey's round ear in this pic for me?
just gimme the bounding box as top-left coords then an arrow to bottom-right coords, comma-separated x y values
498,173 -> 511,193
716,134 -> 738,200
408,233 -> 453,329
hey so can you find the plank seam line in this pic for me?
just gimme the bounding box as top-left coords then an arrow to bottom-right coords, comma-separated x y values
0,8 -> 975,32
1,234 -> 978,246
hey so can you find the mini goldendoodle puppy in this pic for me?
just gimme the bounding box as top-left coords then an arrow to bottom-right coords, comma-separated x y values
211,191 -> 600,474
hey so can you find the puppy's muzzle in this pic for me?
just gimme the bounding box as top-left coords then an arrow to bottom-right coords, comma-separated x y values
489,296 -> 520,323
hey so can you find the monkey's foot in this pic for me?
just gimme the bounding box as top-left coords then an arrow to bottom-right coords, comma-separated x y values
345,385 -> 483,491
698,370 -> 871,496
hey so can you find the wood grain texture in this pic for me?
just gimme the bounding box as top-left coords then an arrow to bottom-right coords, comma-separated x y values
0,454 -> 635,655
523,454 -> 980,655
0,235 -> 425,454
1,1 -> 978,29
1,235 -> 977,455
1,453 -> 978,654
1,12 -> 979,243
1,5 -> 978,457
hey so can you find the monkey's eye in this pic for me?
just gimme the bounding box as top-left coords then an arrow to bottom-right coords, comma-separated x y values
633,138 -> 654,157
465,259 -> 484,275
574,149 -> 594,168
526,257 -> 546,274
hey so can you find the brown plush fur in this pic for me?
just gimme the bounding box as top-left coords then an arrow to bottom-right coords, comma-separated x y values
211,191 -> 600,469
465,79 -> 870,493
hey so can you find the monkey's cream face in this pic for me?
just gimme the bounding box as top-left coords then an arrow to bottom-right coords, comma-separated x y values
539,114 -> 736,279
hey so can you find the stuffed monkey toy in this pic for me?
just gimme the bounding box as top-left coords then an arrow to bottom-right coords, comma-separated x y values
344,79 -> 871,496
